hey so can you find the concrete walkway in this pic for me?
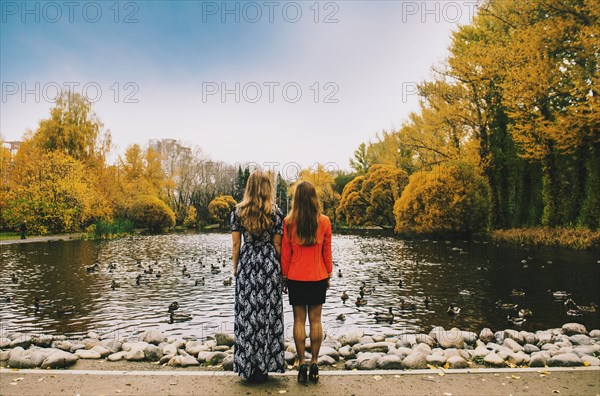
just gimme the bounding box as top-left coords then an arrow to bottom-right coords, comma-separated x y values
0,234 -> 83,245
1,367 -> 598,396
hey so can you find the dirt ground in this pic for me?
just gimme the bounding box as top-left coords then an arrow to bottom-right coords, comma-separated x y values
1,365 -> 598,396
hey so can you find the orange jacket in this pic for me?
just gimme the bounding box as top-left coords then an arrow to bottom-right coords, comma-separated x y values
281,214 -> 332,281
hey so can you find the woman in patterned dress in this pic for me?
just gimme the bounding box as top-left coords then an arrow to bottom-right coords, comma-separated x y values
230,170 -> 285,383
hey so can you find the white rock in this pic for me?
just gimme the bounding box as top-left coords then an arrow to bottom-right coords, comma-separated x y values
123,349 -> 145,361
338,345 -> 356,359
376,355 -> 404,369
215,333 -> 234,347
581,355 -> 600,366
562,323 -> 587,336
356,352 -> 382,370
75,349 -> 102,359
91,345 -> 111,358
483,352 -> 505,367
426,353 -> 446,366
41,351 -> 78,369
437,329 -> 464,349
447,355 -> 468,369
548,353 -> 583,367
503,338 -> 524,353
222,354 -> 234,370
319,346 -> 340,361
479,328 -> 495,343
107,352 -> 124,362
402,352 -> 427,369
317,355 -> 336,366
338,331 -> 363,346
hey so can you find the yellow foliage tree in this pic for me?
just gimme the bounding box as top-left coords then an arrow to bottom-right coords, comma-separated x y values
337,164 -> 408,229
208,195 -> 237,226
3,149 -> 110,234
127,195 -> 175,233
183,205 -> 198,229
394,163 -> 491,236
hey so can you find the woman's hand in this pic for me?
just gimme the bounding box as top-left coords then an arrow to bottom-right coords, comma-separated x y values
327,278 -> 331,289
282,276 -> 288,294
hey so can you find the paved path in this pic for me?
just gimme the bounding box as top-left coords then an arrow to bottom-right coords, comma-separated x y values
1,367 -> 598,396
0,234 -> 83,245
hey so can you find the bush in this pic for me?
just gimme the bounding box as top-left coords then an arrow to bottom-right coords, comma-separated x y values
183,205 -> 198,229
394,163 -> 491,237
127,196 -> 175,233
92,219 -> 135,239
492,227 -> 600,250
208,195 -> 237,227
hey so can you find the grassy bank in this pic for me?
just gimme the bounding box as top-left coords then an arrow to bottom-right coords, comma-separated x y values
0,232 -> 20,240
492,227 -> 600,250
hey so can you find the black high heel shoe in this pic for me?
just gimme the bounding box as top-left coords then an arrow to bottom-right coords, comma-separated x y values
309,363 -> 319,383
298,363 -> 308,383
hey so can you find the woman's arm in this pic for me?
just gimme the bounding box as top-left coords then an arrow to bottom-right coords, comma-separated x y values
273,234 -> 282,259
232,231 -> 241,276
322,218 -> 333,281
281,220 -> 292,278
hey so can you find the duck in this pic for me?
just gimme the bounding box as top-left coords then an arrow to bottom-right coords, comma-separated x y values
567,309 -> 583,317
144,266 -> 154,275
398,278 -> 403,288
223,277 -> 232,286
108,263 -> 117,271
549,290 -> 569,299
507,315 -> 526,326
399,299 -> 416,310
518,308 -> 533,318
564,298 -> 578,309
222,259 -> 227,268
447,304 -> 461,316
211,264 -> 221,274
169,312 -> 192,323
136,274 -> 142,286
111,280 -> 121,290
55,304 -> 75,316
495,300 -> 518,311
459,289 -> 474,297
168,302 -> 179,313
155,271 -> 161,278
360,282 -> 373,294
341,291 -> 349,304
336,313 -> 346,321
183,272 -> 191,278
85,264 -> 99,272
424,296 -> 430,309
4,296 -> 11,303
195,277 -> 205,286
137,261 -> 143,269
338,269 -> 343,278
511,289 -> 526,298
576,302 -> 598,313
355,297 -> 367,307
182,265 -> 188,275
374,307 -> 394,322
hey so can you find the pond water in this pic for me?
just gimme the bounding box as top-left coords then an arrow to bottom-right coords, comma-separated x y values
1,233 -> 599,341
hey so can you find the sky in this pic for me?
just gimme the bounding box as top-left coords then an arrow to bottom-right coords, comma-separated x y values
1,0 -> 479,171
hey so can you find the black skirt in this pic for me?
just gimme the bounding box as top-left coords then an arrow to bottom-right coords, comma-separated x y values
287,279 -> 328,306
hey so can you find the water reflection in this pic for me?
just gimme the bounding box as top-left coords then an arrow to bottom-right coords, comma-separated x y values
1,234 -> 599,340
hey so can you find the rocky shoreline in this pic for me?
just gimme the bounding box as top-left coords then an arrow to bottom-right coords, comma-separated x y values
1,323 -> 599,371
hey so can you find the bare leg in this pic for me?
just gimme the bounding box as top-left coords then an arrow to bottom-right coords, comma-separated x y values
308,304 -> 323,364
293,305 -> 307,365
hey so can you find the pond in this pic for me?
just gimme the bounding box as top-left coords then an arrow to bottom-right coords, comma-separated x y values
1,233 -> 599,341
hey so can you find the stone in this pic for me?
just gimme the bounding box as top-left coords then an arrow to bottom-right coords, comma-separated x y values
461,332 -> 478,346
437,329 -> 464,349
353,342 -> 392,354
542,343 -> 559,351
483,352 -> 505,367
182,355 -> 200,367
524,344 -> 540,354
338,345 -> 356,360
562,323 -> 587,336
372,334 -> 386,342
9,335 -> 32,349
222,354 -> 234,370
207,352 -> 228,365
122,341 -> 148,351
529,352 -> 549,367
402,352 -> 427,369
389,347 -> 412,359
144,344 -> 163,361
376,355 -> 404,369
41,351 -> 78,369
506,352 -> 525,365
107,352 -> 124,362
429,326 -> 445,341
415,334 -> 435,347
344,359 -> 359,370
319,346 -> 340,361
53,340 -> 73,351
0,337 -> 10,348
581,355 -> 600,366
447,355 -> 469,369
503,338 -> 524,353
162,343 -> 177,356
413,343 -> 432,356
426,353 -> 447,366
589,329 -> 600,338
396,334 -> 417,348
338,331 -> 363,346
504,330 -> 525,345
185,342 -> 209,356
159,354 -> 174,365
536,332 -> 553,346
318,355 -> 336,366
75,349 -> 102,359
356,352 -> 382,370
123,349 -> 145,361
82,338 -> 101,349
9,348 -> 48,368
212,345 -> 230,352
284,351 -> 295,365
215,333 -> 235,347
100,339 -> 122,354
548,353 -> 583,367
569,335 -> 591,345
69,343 -> 86,353
32,335 -> 53,348
167,355 -> 184,367
87,331 -> 100,339
521,331 -> 538,345
494,331 -> 505,344
139,330 -> 167,345
0,350 -> 10,361
90,345 -> 111,358
359,336 -> 375,344
473,346 -> 490,357
573,345 -> 600,357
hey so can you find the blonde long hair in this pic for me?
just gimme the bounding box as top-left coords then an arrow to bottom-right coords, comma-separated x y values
236,170 -> 274,235
287,181 -> 321,246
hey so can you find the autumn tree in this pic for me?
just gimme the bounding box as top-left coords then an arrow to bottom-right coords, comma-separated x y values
337,164 -> 408,229
127,195 -> 176,233
394,163 -> 491,237
208,195 -> 237,227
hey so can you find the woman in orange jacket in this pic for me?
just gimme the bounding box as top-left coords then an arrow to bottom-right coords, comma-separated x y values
281,181 -> 332,384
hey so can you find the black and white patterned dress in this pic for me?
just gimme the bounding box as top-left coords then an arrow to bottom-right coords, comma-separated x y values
230,207 -> 285,378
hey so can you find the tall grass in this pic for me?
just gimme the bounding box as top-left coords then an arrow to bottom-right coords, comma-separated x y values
92,219 -> 135,239
492,227 -> 600,250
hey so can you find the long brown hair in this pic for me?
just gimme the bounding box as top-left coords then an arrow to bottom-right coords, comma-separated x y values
287,181 -> 321,246
236,170 -> 274,235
